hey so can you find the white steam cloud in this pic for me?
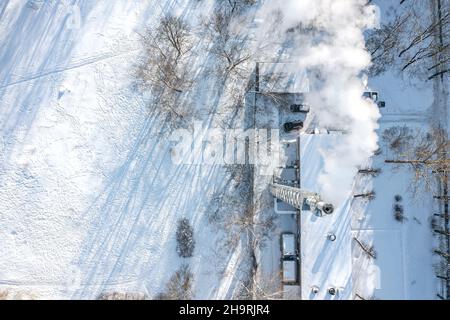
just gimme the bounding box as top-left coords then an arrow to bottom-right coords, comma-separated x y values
250,0 -> 381,204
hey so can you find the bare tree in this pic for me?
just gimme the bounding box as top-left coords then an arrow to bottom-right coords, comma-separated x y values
97,292 -> 148,300
217,0 -> 257,17
358,168 -> 382,176
0,290 -> 36,300
353,237 -> 377,259
207,163 -> 277,299
354,191 -> 376,200
382,125 -> 414,154
202,8 -> 253,80
435,249 -> 450,259
367,0 -> 449,80
385,125 -> 449,297
366,13 -> 410,76
354,292 -> 379,300
385,127 -> 449,192
157,264 -> 193,300
212,191 -> 276,255
137,15 -> 195,121
236,273 -> 286,300
435,229 -> 450,236
217,164 -> 276,251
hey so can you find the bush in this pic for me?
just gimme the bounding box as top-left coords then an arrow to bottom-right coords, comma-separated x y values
382,126 -> 413,154
176,218 -> 195,258
393,204 -> 406,222
0,290 -> 35,300
157,264 -> 193,300
97,292 -> 148,300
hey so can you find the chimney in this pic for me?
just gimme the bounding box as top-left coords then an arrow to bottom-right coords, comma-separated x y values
305,196 -> 334,216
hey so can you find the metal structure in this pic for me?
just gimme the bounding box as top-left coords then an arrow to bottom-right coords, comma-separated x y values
269,183 -> 334,216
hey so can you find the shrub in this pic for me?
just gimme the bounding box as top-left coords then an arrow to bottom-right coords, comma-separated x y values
176,218 -> 195,258
157,264 -> 193,300
393,204 -> 406,222
97,292 -> 148,300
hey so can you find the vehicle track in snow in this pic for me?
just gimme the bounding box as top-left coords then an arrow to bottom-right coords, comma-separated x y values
0,279 -> 137,287
0,49 -> 138,90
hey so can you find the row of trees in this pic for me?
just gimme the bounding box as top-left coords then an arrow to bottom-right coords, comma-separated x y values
136,0 -> 258,124
368,0 -> 449,298
383,125 -> 449,298
352,124 -> 448,298
367,0 -> 449,80
137,1 -> 280,299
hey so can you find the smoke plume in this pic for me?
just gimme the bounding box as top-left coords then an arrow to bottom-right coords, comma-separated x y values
251,0 -> 381,204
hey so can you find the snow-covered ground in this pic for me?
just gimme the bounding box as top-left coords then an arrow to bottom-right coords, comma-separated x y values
0,0 -> 253,299
0,0 -> 446,300
361,0 -> 448,300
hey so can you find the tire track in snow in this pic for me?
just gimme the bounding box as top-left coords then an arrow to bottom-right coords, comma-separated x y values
0,49 -> 138,90
0,279 -> 137,287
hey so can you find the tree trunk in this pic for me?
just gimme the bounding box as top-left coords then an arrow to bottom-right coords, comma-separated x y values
435,249 -> 450,259
434,229 -> 450,236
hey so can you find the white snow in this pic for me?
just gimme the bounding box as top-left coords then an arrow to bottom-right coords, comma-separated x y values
0,0 -> 445,300
300,133 -> 353,300
0,0 -> 249,299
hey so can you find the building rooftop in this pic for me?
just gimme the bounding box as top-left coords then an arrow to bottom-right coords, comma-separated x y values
299,132 -> 353,300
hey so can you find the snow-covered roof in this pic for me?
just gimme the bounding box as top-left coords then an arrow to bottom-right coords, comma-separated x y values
282,260 -> 297,283
300,133 -> 353,300
281,233 -> 296,256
